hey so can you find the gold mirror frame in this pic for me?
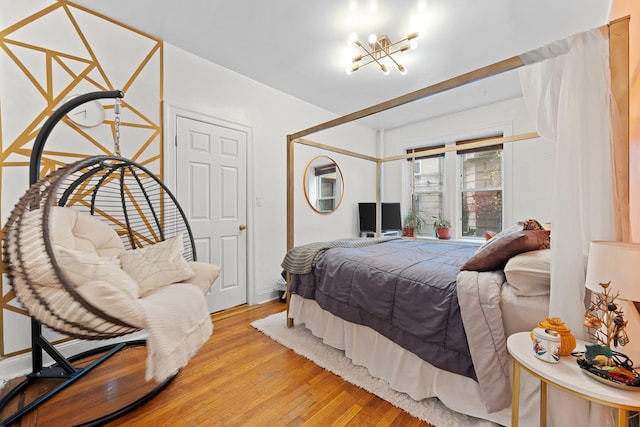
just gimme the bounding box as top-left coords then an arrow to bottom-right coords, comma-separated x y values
303,155 -> 344,214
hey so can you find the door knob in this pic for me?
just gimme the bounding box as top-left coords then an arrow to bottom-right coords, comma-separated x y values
239,224 -> 247,230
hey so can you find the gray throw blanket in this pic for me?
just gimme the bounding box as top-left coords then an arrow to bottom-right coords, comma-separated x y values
280,236 -> 400,274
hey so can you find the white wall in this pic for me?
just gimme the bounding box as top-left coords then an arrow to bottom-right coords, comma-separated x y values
381,97 -> 554,229
163,44 -> 377,304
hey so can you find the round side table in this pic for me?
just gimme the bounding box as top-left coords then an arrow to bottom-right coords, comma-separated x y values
507,332 -> 640,427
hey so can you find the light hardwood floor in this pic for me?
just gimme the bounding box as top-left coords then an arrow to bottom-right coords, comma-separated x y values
0,301 -> 435,426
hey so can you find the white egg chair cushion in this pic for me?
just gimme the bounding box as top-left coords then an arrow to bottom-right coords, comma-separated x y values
47,207 -> 221,382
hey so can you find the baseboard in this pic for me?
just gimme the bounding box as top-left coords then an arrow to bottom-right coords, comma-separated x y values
0,330 -> 147,382
256,288 -> 280,304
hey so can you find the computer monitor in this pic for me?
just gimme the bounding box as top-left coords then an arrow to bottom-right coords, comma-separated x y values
358,202 -> 376,233
358,202 -> 402,233
381,202 -> 402,231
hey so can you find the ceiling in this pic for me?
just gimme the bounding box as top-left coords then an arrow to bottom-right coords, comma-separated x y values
73,0 -> 612,130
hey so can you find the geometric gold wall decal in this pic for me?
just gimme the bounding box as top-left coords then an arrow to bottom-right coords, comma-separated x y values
0,1 -> 163,357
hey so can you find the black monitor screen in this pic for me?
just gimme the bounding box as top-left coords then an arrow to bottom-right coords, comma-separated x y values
358,202 -> 402,232
381,202 -> 402,231
358,202 -> 376,232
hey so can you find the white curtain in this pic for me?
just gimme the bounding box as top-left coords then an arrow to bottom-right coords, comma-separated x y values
519,28 -> 616,427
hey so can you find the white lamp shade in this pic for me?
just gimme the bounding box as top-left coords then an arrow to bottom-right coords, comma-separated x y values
585,241 -> 640,302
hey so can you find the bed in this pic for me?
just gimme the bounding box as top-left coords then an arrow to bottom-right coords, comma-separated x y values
284,19 -> 629,427
282,232 -> 552,426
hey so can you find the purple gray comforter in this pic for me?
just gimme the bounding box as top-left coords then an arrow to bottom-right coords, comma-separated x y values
286,238 -> 479,380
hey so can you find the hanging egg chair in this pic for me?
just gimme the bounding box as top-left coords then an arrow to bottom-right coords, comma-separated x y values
0,91 -> 220,426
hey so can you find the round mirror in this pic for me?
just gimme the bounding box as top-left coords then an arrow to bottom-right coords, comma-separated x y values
303,155 -> 344,213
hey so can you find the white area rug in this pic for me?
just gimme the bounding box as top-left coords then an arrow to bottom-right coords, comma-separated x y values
251,311 -> 498,427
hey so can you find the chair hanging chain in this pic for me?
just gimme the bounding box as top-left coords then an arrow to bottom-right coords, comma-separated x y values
114,98 -> 121,156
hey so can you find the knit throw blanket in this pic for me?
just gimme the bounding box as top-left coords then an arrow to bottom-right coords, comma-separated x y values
137,283 -> 213,382
281,237 -> 400,274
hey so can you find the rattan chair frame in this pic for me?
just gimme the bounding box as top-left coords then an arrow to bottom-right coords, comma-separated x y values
0,91 -> 194,426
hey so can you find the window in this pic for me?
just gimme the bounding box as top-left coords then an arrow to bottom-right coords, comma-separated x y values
408,135 -> 503,239
315,164 -> 337,212
409,147 -> 444,235
458,140 -> 503,238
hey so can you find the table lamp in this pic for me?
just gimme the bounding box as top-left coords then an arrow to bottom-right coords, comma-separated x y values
584,241 -> 640,356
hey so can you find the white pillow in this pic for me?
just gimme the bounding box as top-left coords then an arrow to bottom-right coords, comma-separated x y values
503,249 -> 551,297
184,261 -> 222,294
56,246 -> 139,299
49,207 -> 124,257
119,233 -> 195,297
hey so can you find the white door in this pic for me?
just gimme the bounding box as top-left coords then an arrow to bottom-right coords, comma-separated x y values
176,115 -> 247,313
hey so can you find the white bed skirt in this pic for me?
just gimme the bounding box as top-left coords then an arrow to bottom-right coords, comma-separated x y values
288,294 -> 543,427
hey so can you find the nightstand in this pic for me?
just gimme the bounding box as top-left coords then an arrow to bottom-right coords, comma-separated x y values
507,332 -> 640,427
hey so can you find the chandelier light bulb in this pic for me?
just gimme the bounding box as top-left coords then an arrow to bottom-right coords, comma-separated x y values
368,33 -> 378,45
346,64 -> 360,75
380,63 -> 389,74
409,39 -> 418,50
398,64 -> 407,75
348,32 -> 358,44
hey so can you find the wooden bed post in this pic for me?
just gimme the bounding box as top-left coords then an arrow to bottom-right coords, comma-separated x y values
286,134 -> 295,327
608,16 -> 631,241
376,161 -> 381,237
286,134 -> 295,251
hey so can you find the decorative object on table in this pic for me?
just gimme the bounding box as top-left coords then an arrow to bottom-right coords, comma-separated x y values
578,280 -> 640,388
583,241 -> 640,349
584,281 -> 629,348
531,317 -> 576,356
574,344 -> 640,389
432,214 -> 451,240
532,328 -> 561,363
584,241 -> 640,348
577,240 -> 640,389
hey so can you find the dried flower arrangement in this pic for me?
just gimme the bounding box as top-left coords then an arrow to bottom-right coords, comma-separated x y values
583,281 -> 629,349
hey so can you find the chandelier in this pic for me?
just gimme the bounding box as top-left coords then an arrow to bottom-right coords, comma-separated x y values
346,32 -> 419,75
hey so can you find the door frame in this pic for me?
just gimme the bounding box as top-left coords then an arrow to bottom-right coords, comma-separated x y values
164,103 -> 256,306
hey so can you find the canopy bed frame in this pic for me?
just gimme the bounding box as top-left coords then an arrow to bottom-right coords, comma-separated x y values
287,17 -> 629,249
283,17 -> 630,427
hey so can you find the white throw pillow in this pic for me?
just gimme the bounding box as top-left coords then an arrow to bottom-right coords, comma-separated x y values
56,246 -> 139,299
119,233 -> 195,297
184,261 -> 222,294
503,249 -> 551,297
